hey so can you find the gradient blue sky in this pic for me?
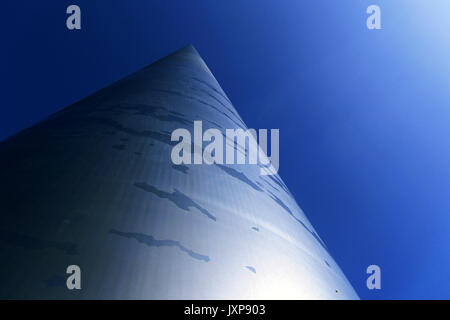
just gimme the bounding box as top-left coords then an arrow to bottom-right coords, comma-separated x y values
1,1 -> 449,299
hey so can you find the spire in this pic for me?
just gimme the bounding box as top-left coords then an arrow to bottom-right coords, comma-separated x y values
0,45 -> 358,299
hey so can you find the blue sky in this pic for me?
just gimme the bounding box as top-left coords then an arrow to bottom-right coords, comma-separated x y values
1,1 -> 449,299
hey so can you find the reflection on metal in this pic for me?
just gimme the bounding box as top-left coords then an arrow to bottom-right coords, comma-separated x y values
0,45 -> 358,299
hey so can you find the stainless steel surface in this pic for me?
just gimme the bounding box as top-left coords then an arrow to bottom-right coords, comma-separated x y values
0,45 -> 358,299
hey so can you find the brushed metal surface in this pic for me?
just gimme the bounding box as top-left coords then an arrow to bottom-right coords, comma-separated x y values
0,45 -> 358,299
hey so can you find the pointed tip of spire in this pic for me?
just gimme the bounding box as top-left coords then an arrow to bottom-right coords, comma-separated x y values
138,44 -> 210,79
153,44 -> 201,63
183,43 -> 196,50
178,43 -> 199,55
153,43 -> 205,66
